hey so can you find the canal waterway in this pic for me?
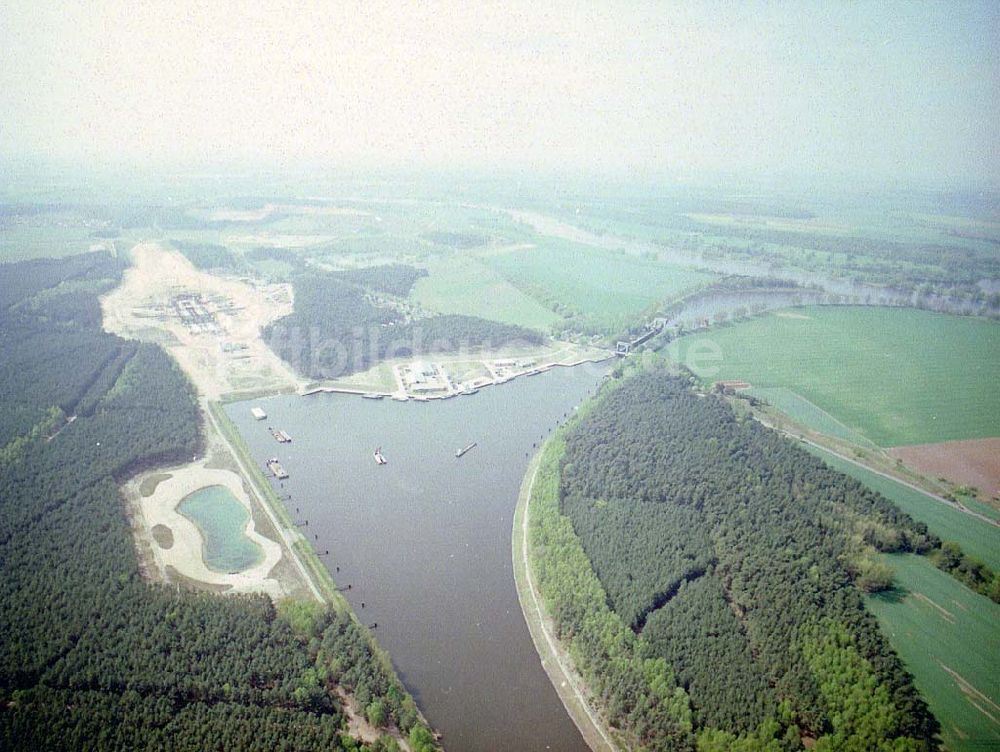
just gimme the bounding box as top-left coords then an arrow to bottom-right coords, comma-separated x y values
226,362 -> 611,752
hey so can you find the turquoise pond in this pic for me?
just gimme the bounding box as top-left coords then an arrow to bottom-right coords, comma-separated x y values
177,485 -> 263,573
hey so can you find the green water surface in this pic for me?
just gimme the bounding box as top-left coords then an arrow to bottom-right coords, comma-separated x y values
178,485 -> 263,573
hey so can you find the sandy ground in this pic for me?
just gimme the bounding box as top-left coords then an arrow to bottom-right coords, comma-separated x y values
890,438 -> 1000,499
101,242 -> 303,399
126,461 -> 285,598
103,241 -> 314,599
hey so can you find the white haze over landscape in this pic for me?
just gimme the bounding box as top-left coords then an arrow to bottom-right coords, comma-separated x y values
2,0 -> 998,187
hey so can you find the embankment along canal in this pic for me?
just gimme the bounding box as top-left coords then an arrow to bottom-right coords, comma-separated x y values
225,363 -> 611,752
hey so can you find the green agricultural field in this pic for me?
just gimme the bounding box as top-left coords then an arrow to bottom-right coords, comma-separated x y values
670,306 -> 1000,447
751,386 -> 878,447
0,225 -> 110,261
411,257 -> 563,331
867,554 -> 1000,752
805,445 -> 1000,570
482,239 -> 712,333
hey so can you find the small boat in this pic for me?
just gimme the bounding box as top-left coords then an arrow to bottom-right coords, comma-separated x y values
374,446 -> 387,465
362,393 -> 384,400
266,458 -> 289,479
455,442 -> 477,458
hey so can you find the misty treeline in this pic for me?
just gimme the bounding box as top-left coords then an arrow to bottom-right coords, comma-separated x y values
530,366 -> 942,750
562,198 -> 1000,313
0,253 -> 435,751
265,265 -> 542,378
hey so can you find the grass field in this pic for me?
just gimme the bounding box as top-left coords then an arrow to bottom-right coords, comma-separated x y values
482,239 -> 712,333
0,225 -> 111,261
751,386 -> 878,448
411,256 -> 563,331
960,495 -> 1000,524
671,306 -> 1000,447
867,554 -> 1000,752
805,445 -> 1000,570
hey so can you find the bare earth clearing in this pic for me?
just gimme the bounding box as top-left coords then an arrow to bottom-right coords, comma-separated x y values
101,242 -> 303,399
125,461 -> 285,598
102,242 -> 314,600
890,438 -> 1000,500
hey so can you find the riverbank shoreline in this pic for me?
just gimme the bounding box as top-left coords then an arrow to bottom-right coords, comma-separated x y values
512,447 -> 620,752
300,340 -> 618,402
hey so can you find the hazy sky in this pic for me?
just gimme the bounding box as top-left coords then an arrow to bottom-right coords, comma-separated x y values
2,1 -> 998,184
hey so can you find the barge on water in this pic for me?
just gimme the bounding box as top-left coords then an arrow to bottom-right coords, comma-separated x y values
271,429 -> 292,443
266,458 -> 289,479
455,442 -> 477,458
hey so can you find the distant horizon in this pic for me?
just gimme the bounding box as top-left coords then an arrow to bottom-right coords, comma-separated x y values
4,153 -> 999,201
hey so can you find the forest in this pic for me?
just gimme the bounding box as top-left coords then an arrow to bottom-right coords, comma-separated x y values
266,265 -> 543,378
530,365 -> 944,750
0,253 -> 435,751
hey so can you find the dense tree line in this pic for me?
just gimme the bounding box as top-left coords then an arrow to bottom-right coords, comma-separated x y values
330,264 -> 428,296
528,438 -> 697,752
266,269 -> 543,378
170,240 -> 244,271
666,216 -> 1000,301
930,541 -> 1000,603
532,366 -> 941,749
0,252 -> 129,444
0,251 -> 123,310
0,254 -> 435,750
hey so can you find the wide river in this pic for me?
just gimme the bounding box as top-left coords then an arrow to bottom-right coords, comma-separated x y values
226,363 -> 611,752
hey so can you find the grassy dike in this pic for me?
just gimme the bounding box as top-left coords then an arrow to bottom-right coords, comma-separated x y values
512,359 -> 696,752
208,400 -> 438,746
208,400 -> 344,607
512,445 -> 621,752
